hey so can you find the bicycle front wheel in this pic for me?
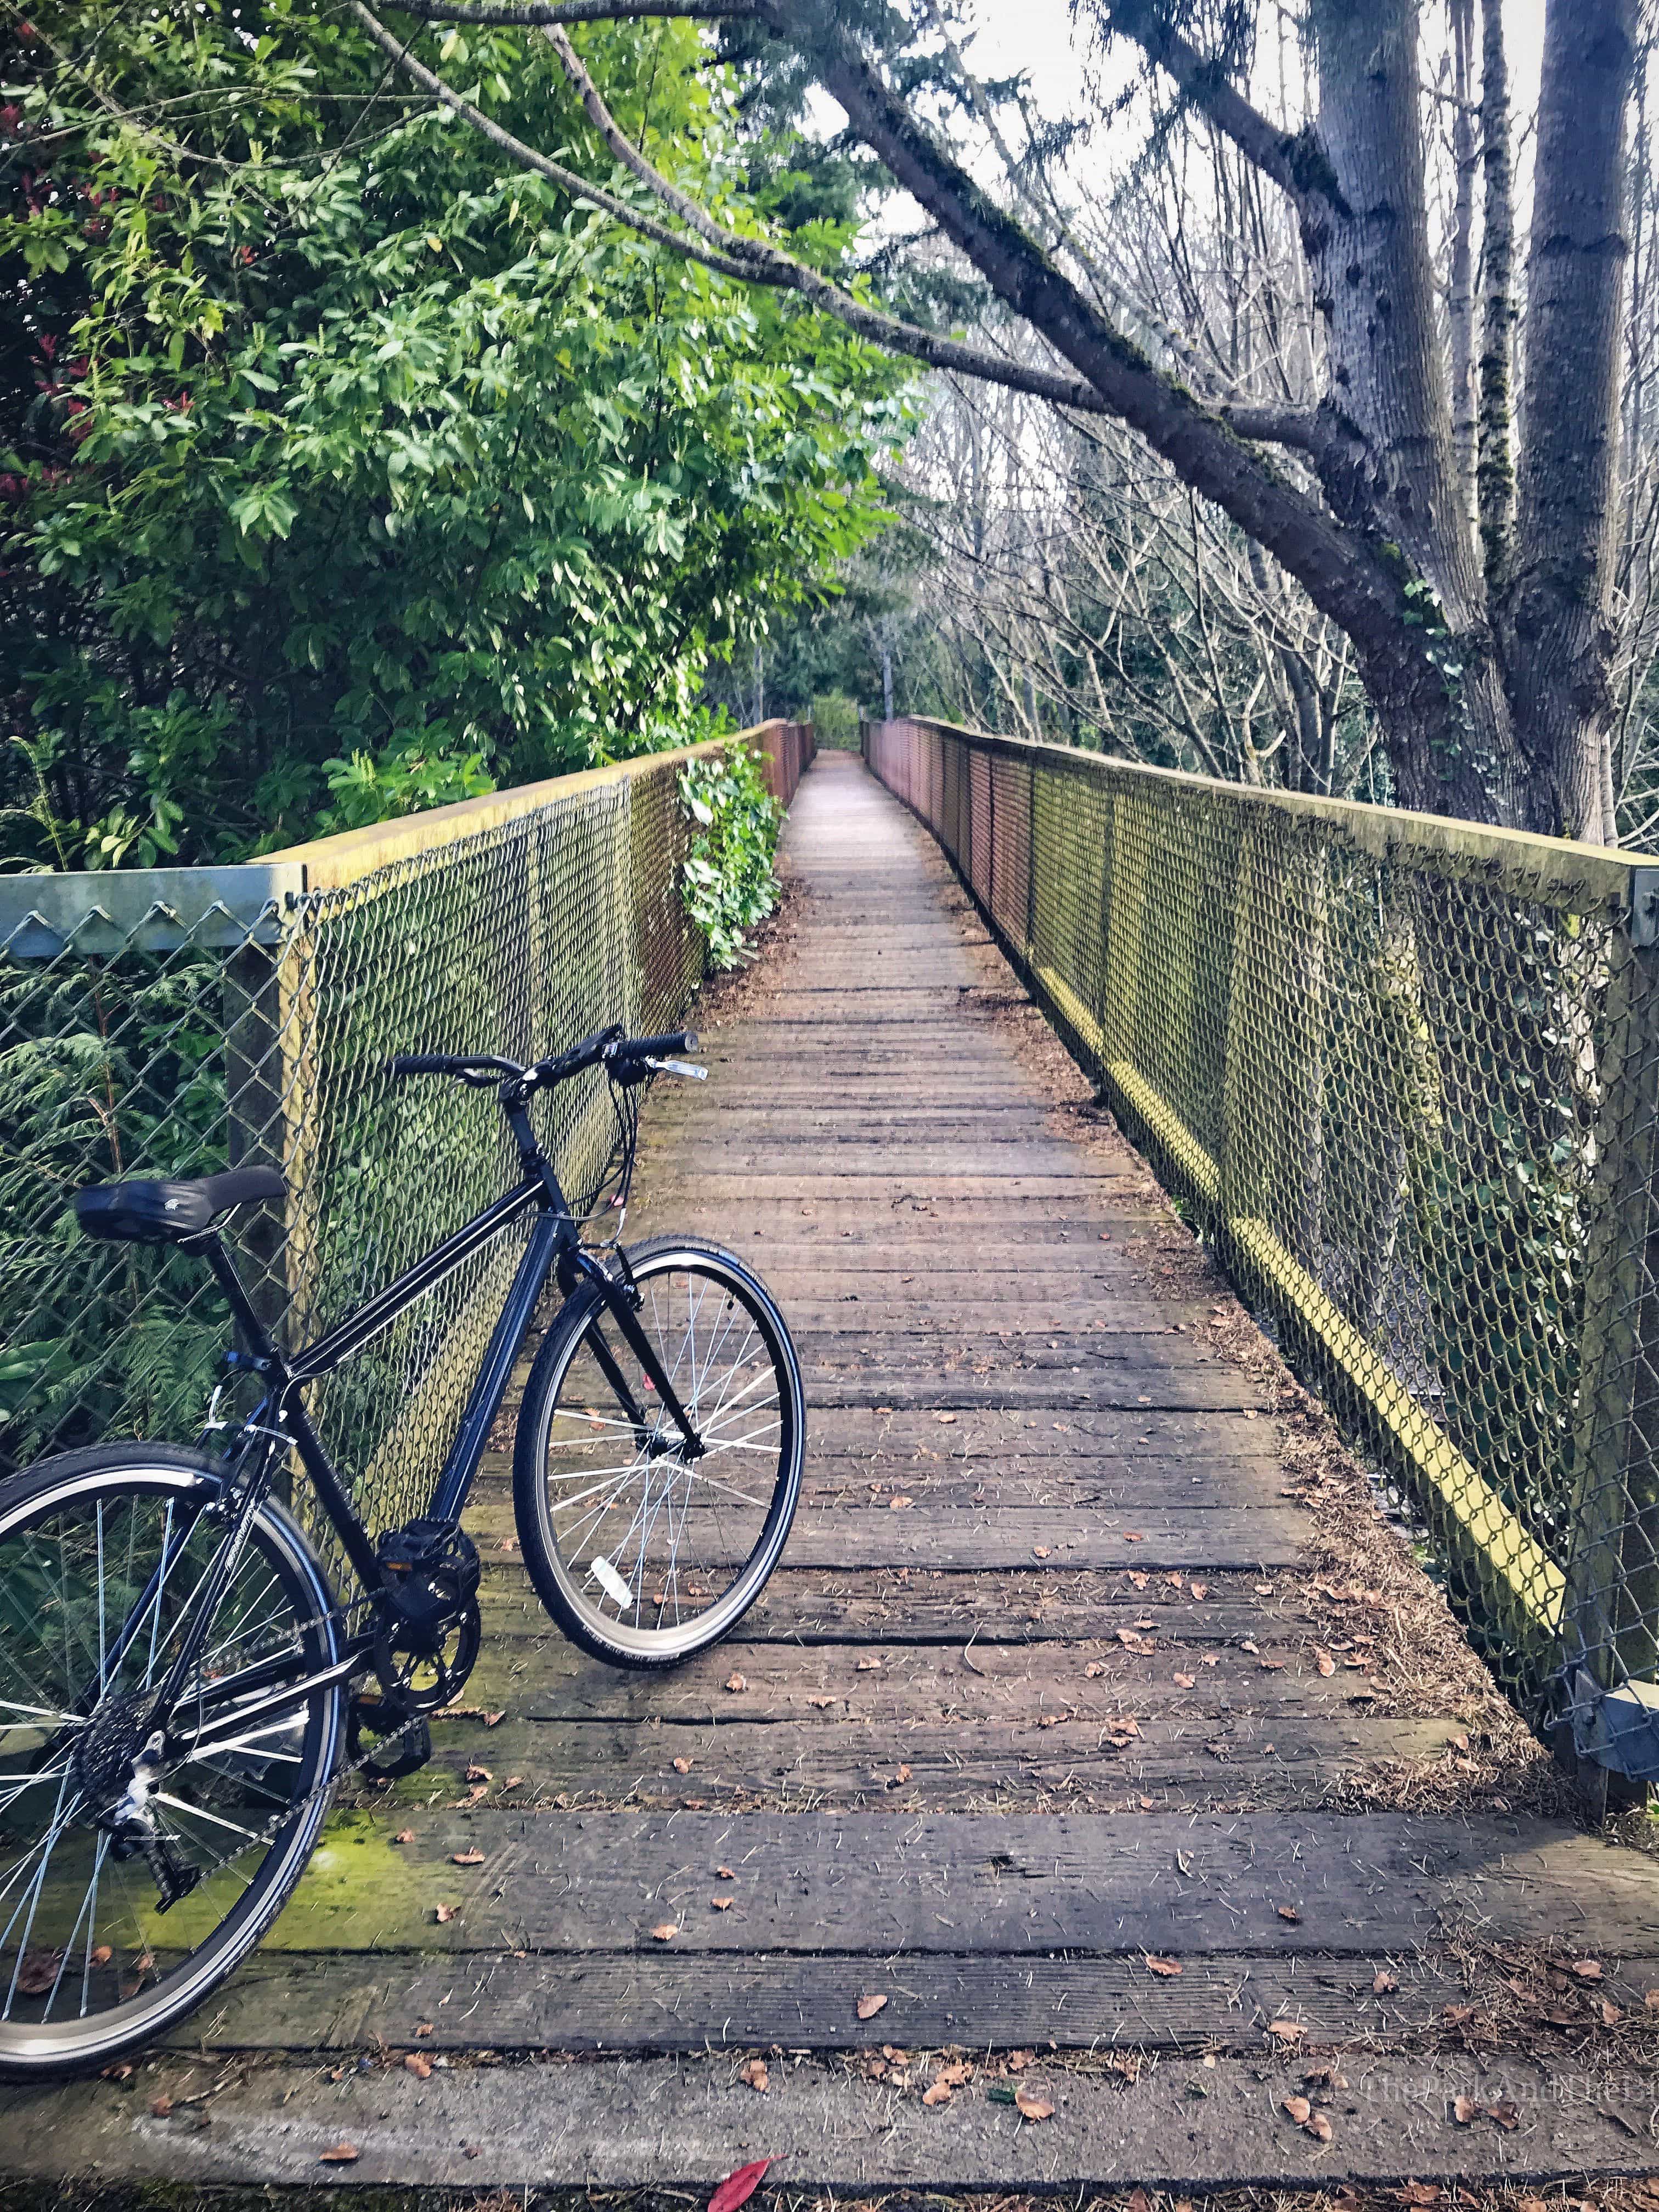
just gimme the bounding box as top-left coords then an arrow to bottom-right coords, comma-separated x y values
513,1238 -> 804,1666
0,1445 -> 343,2077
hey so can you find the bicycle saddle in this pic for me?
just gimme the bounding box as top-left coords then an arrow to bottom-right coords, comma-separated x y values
75,1166 -> 285,1244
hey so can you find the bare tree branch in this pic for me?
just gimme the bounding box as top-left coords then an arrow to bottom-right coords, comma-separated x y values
798,17 -> 1407,664
1094,1 -> 1349,218
1217,403 -> 1325,452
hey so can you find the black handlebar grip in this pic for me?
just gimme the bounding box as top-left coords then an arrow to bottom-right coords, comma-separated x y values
627,1030 -> 698,1058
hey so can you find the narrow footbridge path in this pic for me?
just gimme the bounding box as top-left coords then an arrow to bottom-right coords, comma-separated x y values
10,753 -> 1659,2192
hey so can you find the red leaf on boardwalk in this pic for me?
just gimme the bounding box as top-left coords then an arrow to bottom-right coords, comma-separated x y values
708,2158 -> 771,2212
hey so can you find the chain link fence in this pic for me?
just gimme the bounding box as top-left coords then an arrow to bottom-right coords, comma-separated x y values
865,715 -> 1659,1785
0,721 -> 811,1565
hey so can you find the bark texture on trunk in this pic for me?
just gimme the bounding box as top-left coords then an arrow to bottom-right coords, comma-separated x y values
1508,0 -> 1640,842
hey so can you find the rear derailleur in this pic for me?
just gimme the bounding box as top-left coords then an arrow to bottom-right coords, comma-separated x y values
348,1518 -> 482,1781
72,1700 -> 203,1911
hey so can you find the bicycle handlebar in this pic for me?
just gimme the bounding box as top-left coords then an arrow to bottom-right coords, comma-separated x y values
386,1030 -> 701,1093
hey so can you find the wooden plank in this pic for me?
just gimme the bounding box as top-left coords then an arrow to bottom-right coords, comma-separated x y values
472,1639 -> 1380,1723
462,1502 -> 1302,1570
272,1810 -> 1659,1957
185,1943 -> 1659,2057
478,1573 -> 1301,1648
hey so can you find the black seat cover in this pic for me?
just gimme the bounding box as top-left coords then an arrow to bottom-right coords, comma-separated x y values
75,1167 -> 285,1245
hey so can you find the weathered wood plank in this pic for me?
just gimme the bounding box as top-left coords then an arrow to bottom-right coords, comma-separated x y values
275,1810 -> 1659,1957
183,1944 -> 1659,2056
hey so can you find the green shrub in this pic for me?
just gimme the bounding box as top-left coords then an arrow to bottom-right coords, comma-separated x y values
811,693 -> 862,751
679,743 -> 782,970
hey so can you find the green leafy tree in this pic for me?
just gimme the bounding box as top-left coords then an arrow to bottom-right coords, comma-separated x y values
0,5 -> 906,864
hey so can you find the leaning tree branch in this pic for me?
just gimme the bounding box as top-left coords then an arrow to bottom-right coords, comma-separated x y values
792,12 -> 1408,664
1094,0 -> 1350,218
355,5 -> 1121,419
1218,403 -> 1326,453
385,0 -> 759,22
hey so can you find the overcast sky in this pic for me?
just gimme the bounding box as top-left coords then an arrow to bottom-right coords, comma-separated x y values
962,0 -> 1549,139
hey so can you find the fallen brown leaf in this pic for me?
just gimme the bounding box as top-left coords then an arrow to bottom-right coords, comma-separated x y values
1014,2086 -> 1055,2121
1283,2095 -> 1312,2125
1278,1905 -> 1302,1924
1572,1957 -> 1604,1980
724,1672 -> 747,1694
1306,2109 -> 1334,2143
451,1848 -> 486,1866
922,2080 -> 952,2107
1143,1954 -> 1182,1977
740,2057 -> 769,2093
319,2144 -> 359,2165
149,2095 -> 173,2118
673,1756 -> 692,1774
433,1904 -> 457,1924
1314,1647 -> 1336,1677
15,1951 -> 60,1996
1266,2019 -> 1306,2042
1373,1970 -> 1399,1994
415,2022 -> 433,2036
394,1829 -> 415,1844
857,1993 -> 888,2020
650,1923 -> 678,1942
404,2053 -> 431,2080
716,1865 -> 736,1878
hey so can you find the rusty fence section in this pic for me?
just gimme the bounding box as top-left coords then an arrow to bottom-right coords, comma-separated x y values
755,719 -> 815,807
864,715 -> 1659,1784
0,721 -> 810,1558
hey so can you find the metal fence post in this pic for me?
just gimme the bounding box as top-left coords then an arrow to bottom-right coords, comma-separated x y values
1561,907 -> 1659,1793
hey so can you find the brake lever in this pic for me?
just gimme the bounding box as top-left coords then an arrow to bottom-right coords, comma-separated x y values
645,1057 -> 708,1082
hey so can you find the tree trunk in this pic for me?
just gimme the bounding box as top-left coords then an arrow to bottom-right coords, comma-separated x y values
1447,0 -> 1479,528
1505,0 -> 1639,843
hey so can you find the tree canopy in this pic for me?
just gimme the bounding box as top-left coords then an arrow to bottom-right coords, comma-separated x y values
0,5 -> 906,865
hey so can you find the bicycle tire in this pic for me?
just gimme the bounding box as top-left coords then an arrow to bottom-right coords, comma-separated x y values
512,1237 -> 805,1667
0,1444 -> 344,2078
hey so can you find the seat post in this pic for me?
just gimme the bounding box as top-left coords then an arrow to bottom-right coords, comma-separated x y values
198,1233 -> 284,1377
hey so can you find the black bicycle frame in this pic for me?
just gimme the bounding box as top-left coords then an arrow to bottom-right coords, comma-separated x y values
145,1134 -> 706,1752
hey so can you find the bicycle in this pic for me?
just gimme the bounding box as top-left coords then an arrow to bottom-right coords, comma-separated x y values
0,1024 -> 805,2075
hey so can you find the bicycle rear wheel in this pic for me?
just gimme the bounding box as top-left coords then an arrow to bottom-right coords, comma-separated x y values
0,1446 -> 343,2077
513,1238 -> 804,1666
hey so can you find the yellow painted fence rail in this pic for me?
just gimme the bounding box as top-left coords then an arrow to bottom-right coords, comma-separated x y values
864,715 -> 1659,1782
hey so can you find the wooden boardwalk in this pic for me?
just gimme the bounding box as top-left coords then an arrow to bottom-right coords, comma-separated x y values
8,751 -> 1659,2193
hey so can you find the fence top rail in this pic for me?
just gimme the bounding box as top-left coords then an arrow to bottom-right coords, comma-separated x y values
0,723 -> 800,947
879,715 -> 1659,925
